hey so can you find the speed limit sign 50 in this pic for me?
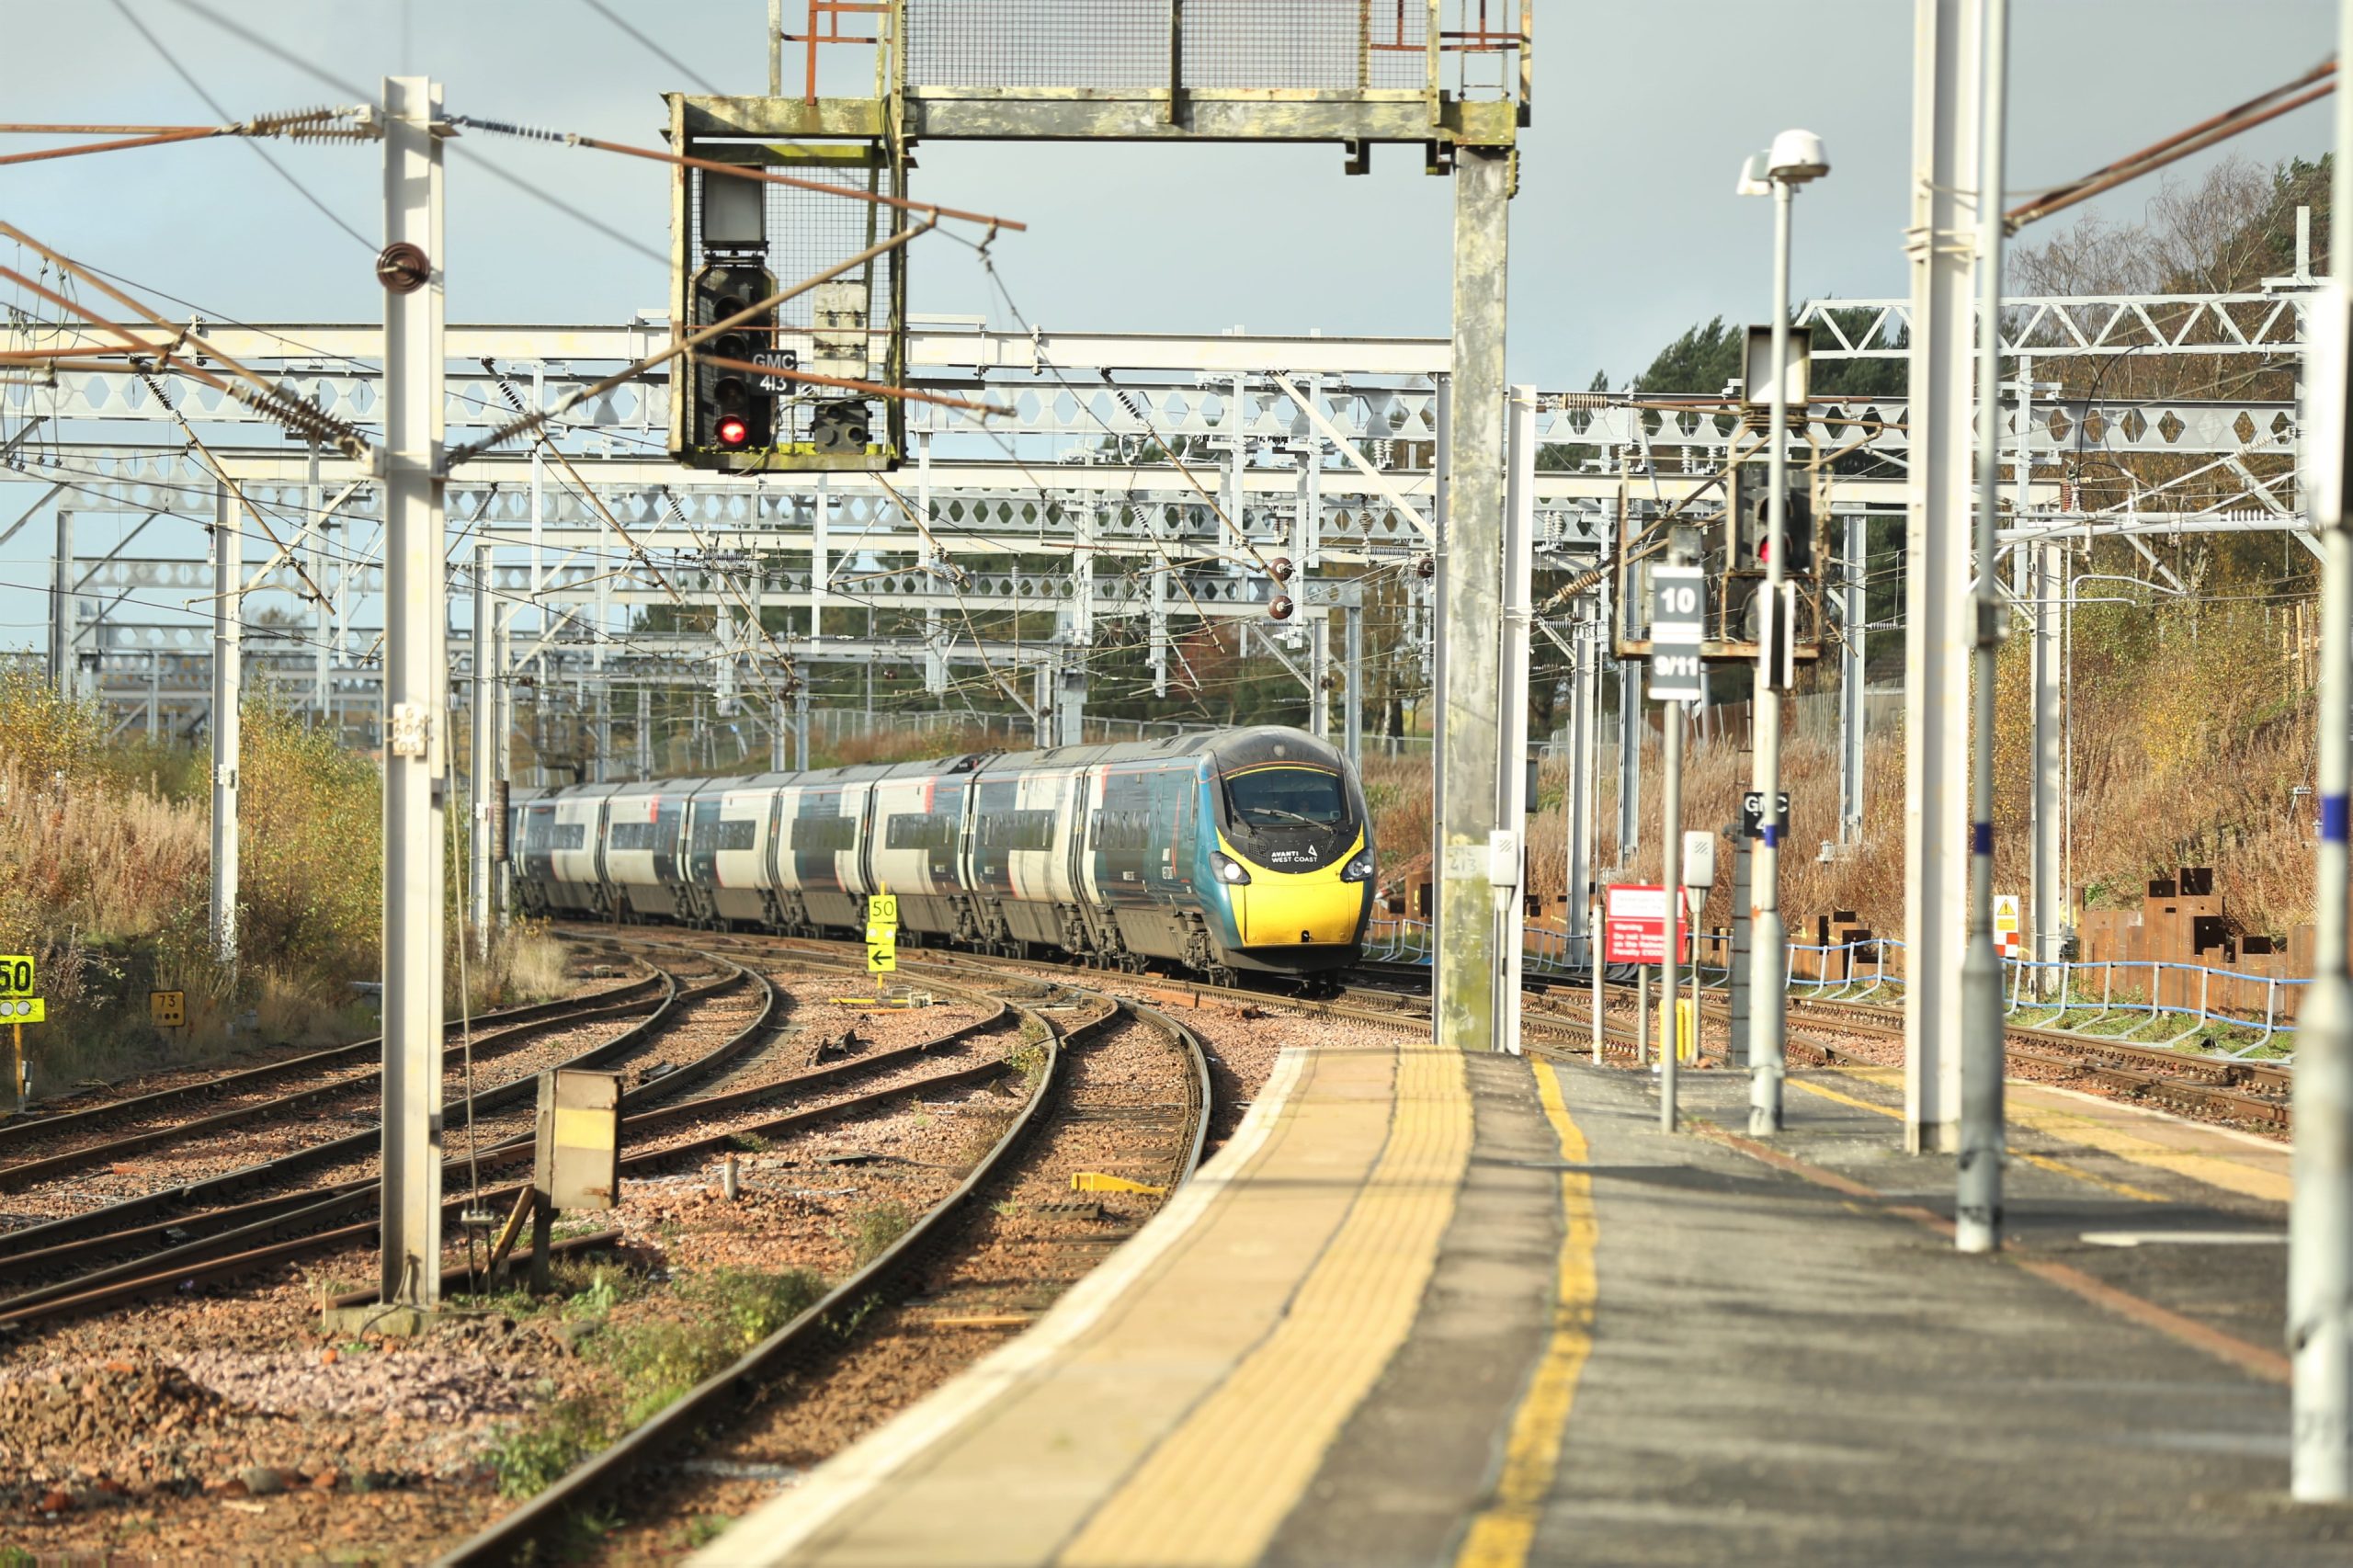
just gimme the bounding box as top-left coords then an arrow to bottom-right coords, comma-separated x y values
0,956 -> 33,996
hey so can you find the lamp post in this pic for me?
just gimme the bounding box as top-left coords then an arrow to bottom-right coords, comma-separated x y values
1735,129 -> 1830,1135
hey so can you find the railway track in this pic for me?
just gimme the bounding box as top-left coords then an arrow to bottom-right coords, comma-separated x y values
0,966 -> 667,1192
0,954 -> 768,1325
441,934 -> 1213,1564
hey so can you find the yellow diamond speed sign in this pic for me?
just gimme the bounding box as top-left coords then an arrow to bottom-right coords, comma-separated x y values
151,990 -> 186,1028
867,893 -> 898,929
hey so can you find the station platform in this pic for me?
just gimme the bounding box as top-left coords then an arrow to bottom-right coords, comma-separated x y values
694,1034 -> 2353,1568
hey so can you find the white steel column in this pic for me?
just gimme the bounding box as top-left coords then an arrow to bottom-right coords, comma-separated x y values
210,485 -> 240,966
308,443 -> 329,718
471,542 -> 494,958
1745,168 -> 1798,1135
1563,602 -> 1591,953
1309,612 -> 1331,742
1342,599 -> 1363,765
1435,149 -> 1511,1057
1956,0 -> 2011,1255
1839,513 -> 1868,841
1904,0 -> 1979,1155
378,74 -> 448,1313
2290,0 -> 2353,1499
1493,384 -> 1536,1053
50,509 -> 74,695
494,603 -> 513,925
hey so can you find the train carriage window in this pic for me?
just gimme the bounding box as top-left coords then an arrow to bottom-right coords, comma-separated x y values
550,823 -> 585,850
608,821 -> 659,850
1096,811 -> 1154,851
523,807 -> 556,850
710,819 -> 757,852
790,815 -> 858,851
886,813 -> 958,851
977,810 -> 1055,851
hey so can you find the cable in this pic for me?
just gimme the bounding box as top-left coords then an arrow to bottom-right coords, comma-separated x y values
578,0 -> 723,95
108,0 -> 373,250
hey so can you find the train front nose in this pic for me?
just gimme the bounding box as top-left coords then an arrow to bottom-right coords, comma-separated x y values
1230,862 -> 1368,948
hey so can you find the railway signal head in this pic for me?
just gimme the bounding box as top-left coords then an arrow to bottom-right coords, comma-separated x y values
688,262 -> 776,458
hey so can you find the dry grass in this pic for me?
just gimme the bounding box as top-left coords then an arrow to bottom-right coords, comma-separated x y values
1367,593 -> 2319,948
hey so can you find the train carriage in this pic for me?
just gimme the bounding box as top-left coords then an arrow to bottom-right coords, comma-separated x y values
510,725 -> 1373,981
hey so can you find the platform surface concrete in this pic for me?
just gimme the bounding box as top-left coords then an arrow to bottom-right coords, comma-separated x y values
695,1035 -> 2353,1568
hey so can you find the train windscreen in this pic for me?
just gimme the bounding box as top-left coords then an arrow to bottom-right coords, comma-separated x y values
1222,766 -> 1347,829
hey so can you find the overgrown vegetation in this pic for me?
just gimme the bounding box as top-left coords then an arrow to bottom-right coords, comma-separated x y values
1367,153 -> 2333,949
481,1266 -> 826,1498
0,663 -> 569,1091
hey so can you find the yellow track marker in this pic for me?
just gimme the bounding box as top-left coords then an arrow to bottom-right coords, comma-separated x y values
1070,1172 -> 1167,1197
1452,1059 -> 1598,1568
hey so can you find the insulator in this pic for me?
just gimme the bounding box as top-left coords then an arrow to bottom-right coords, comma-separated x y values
1415,555 -> 1436,579
1268,596 -> 1295,621
1268,556 -> 1293,583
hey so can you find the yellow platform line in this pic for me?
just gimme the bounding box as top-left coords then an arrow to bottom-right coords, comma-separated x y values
1790,1076 -> 2165,1204
1056,1042 -> 1473,1568
1452,1060 -> 1597,1568
2006,1100 -> 2290,1206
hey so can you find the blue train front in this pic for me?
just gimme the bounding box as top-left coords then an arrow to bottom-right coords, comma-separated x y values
509,724 -> 1375,983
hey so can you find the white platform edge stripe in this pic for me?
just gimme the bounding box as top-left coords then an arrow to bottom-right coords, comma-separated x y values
689,1042 -> 1321,1568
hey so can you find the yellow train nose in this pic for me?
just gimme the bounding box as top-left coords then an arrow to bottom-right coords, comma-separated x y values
1224,834 -> 1368,947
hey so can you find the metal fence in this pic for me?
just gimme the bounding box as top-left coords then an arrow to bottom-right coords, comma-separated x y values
904,0 -> 1432,93
1365,926 -> 2308,1059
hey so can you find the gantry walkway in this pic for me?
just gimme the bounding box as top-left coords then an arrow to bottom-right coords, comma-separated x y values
693,1024 -> 2353,1567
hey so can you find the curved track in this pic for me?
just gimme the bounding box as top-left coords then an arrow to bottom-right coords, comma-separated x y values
440,935 -> 1215,1566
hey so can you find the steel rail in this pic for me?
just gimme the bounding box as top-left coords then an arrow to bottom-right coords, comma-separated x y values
0,959 -> 755,1322
434,983 -> 1081,1566
0,968 -> 660,1153
0,968 -> 684,1264
0,953 -> 1018,1322
0,983 -> 681,1193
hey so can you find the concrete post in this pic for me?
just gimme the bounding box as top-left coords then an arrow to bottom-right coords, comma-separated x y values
1904,0 -> 1979,1156
378,75 -> 448,1312
2289,0 -> 2353,1499
1957,0 -> 2011,1256
210,487 -> 239,966
1434,148 -> 1511,1058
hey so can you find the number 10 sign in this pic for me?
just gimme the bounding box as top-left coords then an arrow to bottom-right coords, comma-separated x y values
1649,563 -> 1705,703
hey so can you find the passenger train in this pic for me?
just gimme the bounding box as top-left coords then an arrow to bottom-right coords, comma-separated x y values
508,725 -> 1375,983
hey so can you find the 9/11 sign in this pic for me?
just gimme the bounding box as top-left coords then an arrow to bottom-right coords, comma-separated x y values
1649,563 -> 1705,703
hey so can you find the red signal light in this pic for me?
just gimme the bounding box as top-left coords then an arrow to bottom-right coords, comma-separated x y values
716,414 -> 749,449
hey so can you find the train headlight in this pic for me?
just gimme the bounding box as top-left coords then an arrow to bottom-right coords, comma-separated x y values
1341,848 -> 1376,883
1210,851 -> 1252,885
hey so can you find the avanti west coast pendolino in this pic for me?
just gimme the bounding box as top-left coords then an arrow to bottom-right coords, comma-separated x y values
509,726 -> 1375,985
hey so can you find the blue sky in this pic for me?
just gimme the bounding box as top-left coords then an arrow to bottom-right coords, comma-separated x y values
0,0 -> 2339,649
